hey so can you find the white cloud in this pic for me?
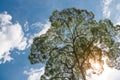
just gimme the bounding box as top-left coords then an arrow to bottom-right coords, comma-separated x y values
24,67 -> 45,80
34,21 -> 51,37
0,12 -> 27,63
0,12 -> 51,63
102,0 -> 112,18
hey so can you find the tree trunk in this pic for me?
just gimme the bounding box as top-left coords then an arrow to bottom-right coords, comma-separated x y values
80,67 -> 86,80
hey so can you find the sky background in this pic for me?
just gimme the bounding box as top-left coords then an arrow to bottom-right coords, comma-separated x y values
0,0 -> 120,80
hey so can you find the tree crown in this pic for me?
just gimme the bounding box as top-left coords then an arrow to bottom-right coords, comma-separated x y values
29,8 -> 120,80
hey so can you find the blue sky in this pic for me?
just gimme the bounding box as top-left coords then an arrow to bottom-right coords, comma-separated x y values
0,0 -> 120,80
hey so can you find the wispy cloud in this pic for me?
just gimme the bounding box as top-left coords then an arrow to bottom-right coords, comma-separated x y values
115,4 -> 120,25
23,21 -> 51,80
0,12 -> 27,64
102,0 -> 112,18
33,21 -> 51,37
116,4 -> 120,10
24,67 -> 45,80
25,21 -> 51,47
115,16 -> 120,25
102,0 -> 120,25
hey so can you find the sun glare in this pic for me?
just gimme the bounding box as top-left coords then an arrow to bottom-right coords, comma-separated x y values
92,62 -> 102,72
86,57 -> 113,80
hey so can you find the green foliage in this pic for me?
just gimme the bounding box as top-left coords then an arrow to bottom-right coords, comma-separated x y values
29,8 -> 120,80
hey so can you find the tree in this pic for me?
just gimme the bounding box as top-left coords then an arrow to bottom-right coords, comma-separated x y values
28,8 -> 120,80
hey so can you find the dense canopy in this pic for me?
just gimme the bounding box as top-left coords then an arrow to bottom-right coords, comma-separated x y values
29,8 -> 120,80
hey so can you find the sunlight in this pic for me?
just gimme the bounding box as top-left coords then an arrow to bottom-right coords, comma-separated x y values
86,57 -> 120,80
91,61 -> 102,72
87,57 -> 115,80
86,57 -> 104,76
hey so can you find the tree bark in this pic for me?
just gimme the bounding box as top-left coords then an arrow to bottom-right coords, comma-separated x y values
80,67 -> 86,80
